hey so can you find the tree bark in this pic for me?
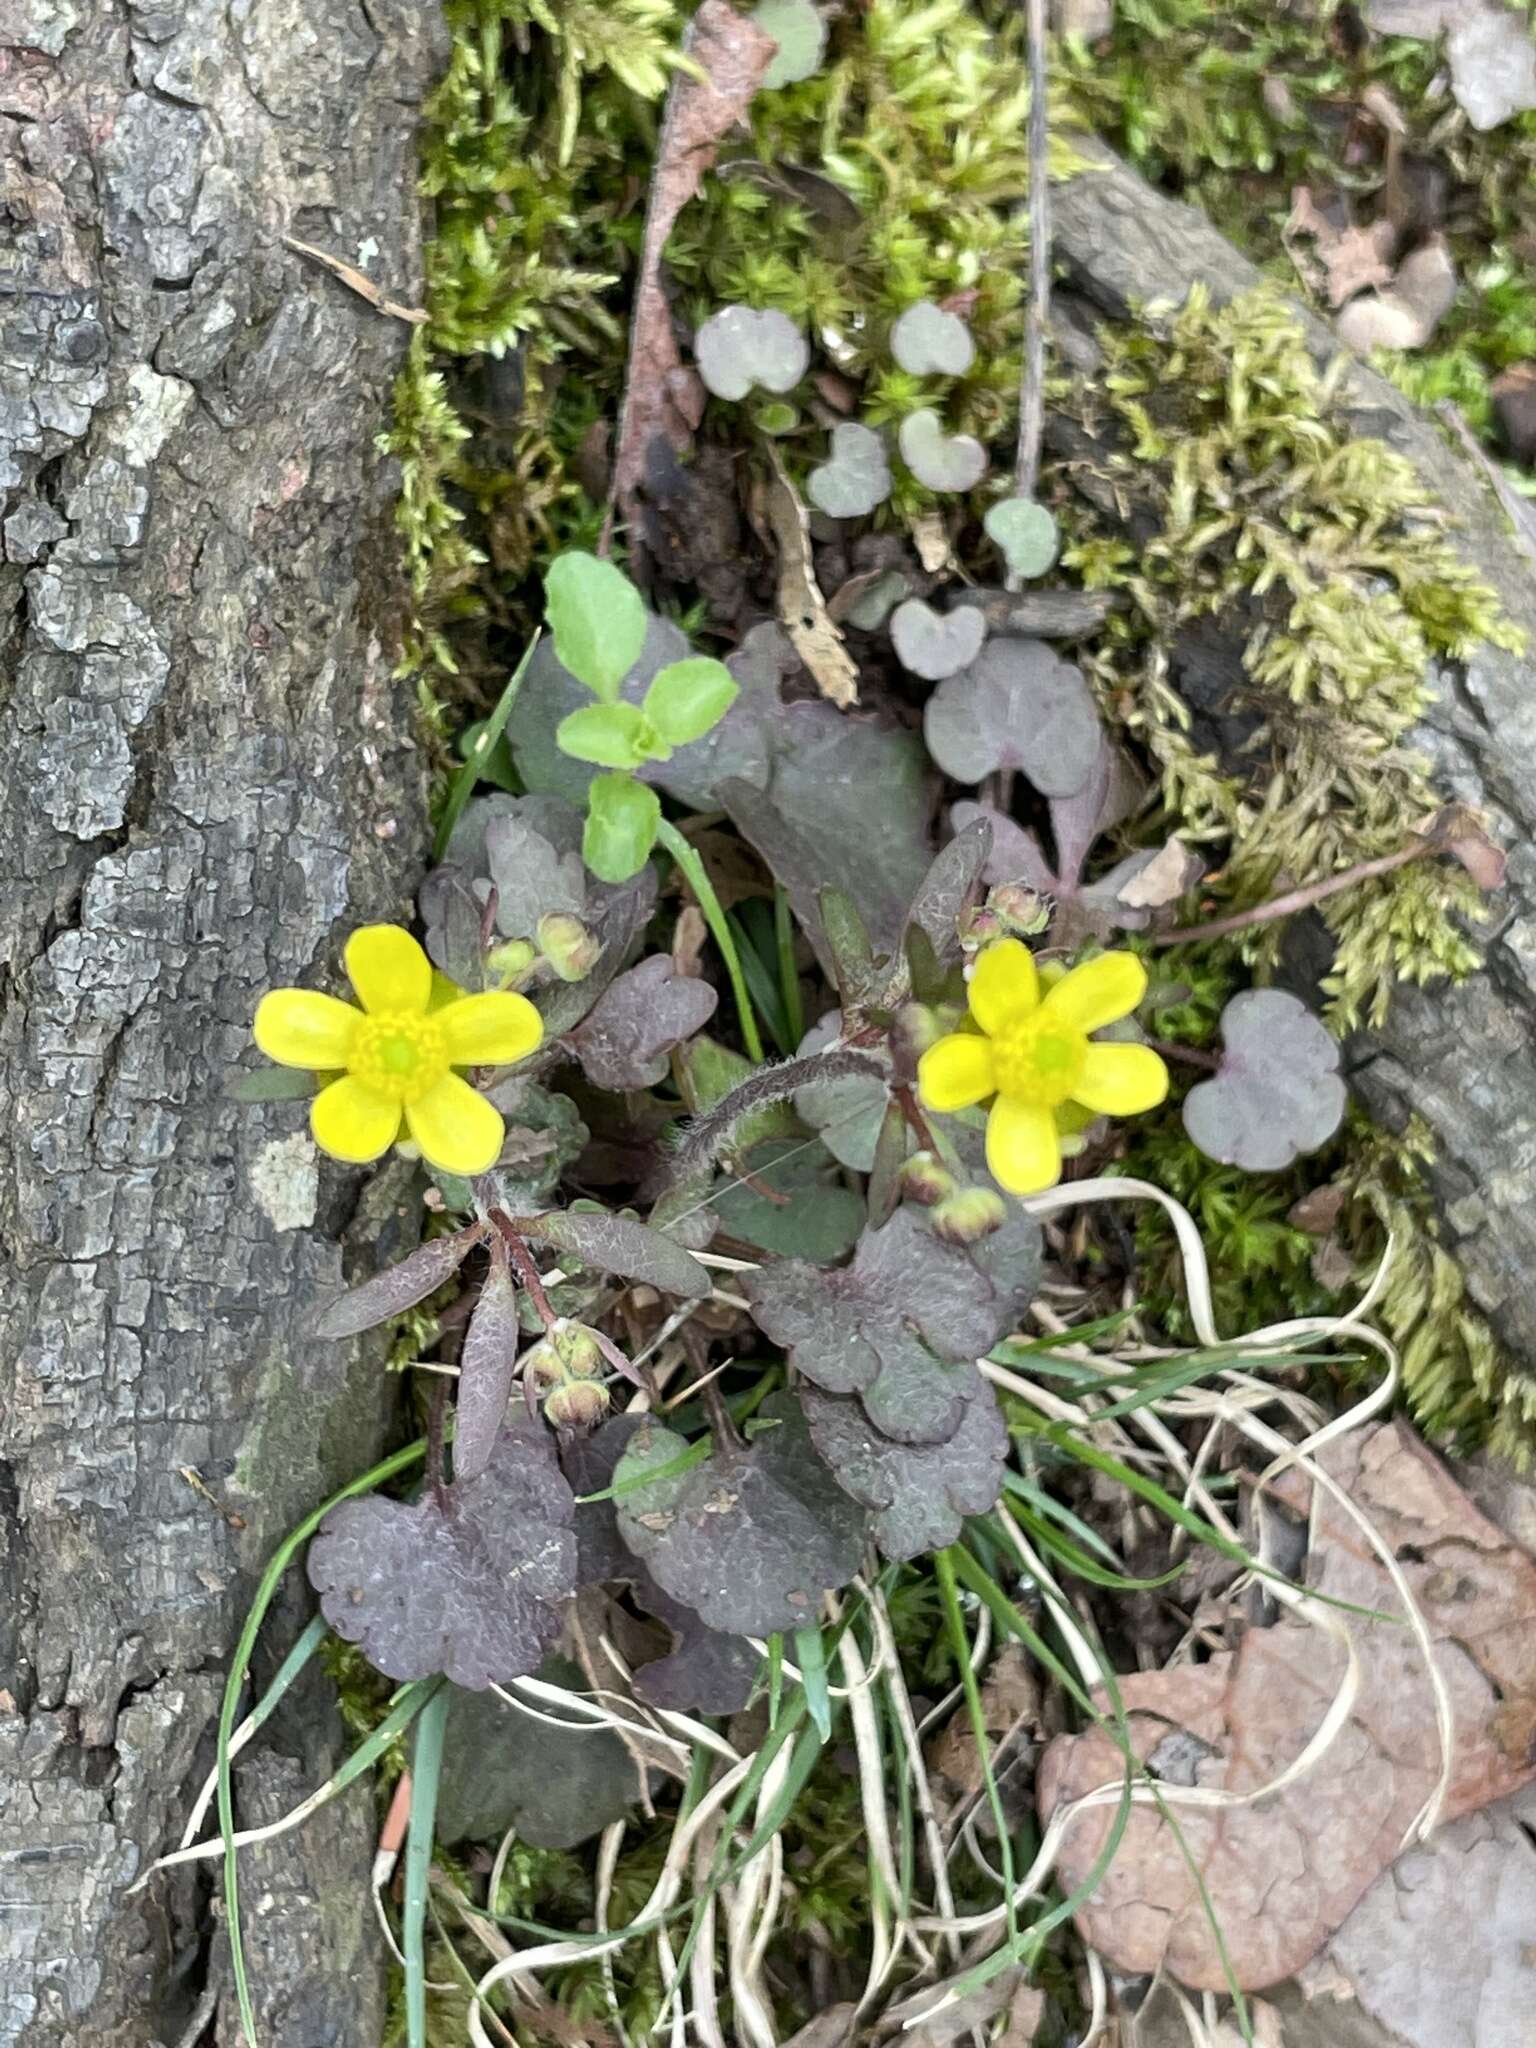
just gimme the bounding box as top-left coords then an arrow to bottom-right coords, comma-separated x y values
1051,140 -> 1536,1374
0,1 -> 440,2042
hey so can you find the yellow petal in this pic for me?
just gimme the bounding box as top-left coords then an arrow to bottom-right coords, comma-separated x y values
310,1076 -> 403,1164
405,1072 -> 505,1176
437,991 -> 544,1068
986,1095 -> 1061,1196
1071,1042 -> 1169,1116
967,938 -> 1039,1035
917,1032 -> 996,1113
254,990 -> 361,1070
345,924 -> 433,1017
1041,951 -> 1147,1034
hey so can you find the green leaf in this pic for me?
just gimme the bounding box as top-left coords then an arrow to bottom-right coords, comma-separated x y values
226,1066 -> 319,1103
644,657 -> 740,746
433,633 -> 539,862
557,701 -> 649,769
582,773 -> 660,883
543,552 -> 646,702
793,1624 -> 832,1740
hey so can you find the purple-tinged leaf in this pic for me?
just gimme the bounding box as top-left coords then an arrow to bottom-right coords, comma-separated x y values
308,1228 -> 484,1342
799,1373 -> 1009,1561
924,638 -> 1102,797
560,1420 -> 761,1712
568,955 -> 719,1090
307,1420 -> 577,1689
1182,989 -> 1347,1173
632,1582 -> 761,1715
743,1208 -> 1039,1444
453,1239 -> 520,1485
611,1395 -> 867,1636
905,817 -> 993,966
523,1209 -> 712,1301
890,598 -> 986,681
951,801 -> 1056,894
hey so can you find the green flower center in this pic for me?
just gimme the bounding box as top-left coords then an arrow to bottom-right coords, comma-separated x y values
349,1014 -> 450,1103
991,1016 -> 1086,1107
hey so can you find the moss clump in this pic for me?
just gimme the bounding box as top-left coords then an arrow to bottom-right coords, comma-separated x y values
1065,282 -> 1519,1030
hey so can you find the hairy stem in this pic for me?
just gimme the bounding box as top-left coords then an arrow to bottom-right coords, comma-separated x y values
659,1045 -> 890,1192
656,815 -> 765,1062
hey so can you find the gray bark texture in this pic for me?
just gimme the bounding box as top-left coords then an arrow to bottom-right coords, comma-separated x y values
1052,141 -> 1536,1374
0,0 -> 441,2042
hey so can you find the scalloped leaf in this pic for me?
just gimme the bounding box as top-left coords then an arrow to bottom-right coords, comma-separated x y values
560,1418 -> 761,1712
799,1370 -> 1009,1560
307,1421 -> 577,1689
743,1207 -> 1040,1443
434,1661 -> 639,1849
524,1208 -> 712,1301
632,1582 -> 762,1715
1182,988 -> 1347,1172
711,1139 -> 867,1263
568,955 -> 720,1090
792,1014 -> 888,1172
924,638 -> 1102,797
611,1394 -> 867,1636
904,817 -> 993,968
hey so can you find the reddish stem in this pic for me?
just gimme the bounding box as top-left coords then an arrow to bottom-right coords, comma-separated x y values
1155,841 -> 1426,948
1145,1037 -> 1221,1073
498,1222 -> 558,1331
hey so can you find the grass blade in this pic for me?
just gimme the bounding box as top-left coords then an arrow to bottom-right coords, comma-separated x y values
405,1684 -> 452,2048
432,632 -> 539,862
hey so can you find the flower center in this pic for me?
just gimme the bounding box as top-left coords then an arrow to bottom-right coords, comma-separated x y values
991,1016 -> 1087,1107
348,1013 -> 450,1103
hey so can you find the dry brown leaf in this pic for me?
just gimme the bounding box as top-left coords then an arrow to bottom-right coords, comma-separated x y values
909,507 -> 953,574
282,235 -> 427,324
1114,836 -> 1202,912
611,1 -> 776,534
671,903 -> 708,978
1424,802 -> 1507,891
1038,1420 -> 1536,1991
926,1641 -> 1042,1800
763,453 -> 860,707
1336,235 -> 1457,353
1283,190 -> 1396,307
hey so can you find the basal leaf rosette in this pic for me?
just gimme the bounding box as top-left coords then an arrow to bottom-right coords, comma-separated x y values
917,939 -> 1169,1196
253,923 -> 543,1177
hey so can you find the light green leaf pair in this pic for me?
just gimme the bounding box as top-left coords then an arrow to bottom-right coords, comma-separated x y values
584,773 -> 661,884
557,658 -> 738,771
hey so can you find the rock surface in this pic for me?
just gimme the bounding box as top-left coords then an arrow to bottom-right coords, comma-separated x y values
0,0 -> 438,2039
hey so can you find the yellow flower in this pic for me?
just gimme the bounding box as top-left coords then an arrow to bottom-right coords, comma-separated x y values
917,940 -> 1168,1197
253,925 -> 543,1177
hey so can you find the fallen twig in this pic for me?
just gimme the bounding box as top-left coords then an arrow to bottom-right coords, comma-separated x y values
282,235 -> 427,324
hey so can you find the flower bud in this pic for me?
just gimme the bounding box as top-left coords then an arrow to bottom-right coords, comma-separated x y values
536,912 -> 601,983
486,937 -> 537,988
543,1378 -> 611,1431
899,1151 -> 957,1207
524,1319 -> 603,1385
959,905 -> 1004,953
990,883 -> 1051,937
931,1185 -> 1006,1244
891,1001 -> 943,1064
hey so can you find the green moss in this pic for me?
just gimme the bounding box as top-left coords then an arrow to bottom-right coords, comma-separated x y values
1064,282 -> 1519,1030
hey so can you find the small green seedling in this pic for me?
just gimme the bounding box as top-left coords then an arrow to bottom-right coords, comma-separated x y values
891,299 -> 975,376
898,407 -> 988,492
984,496 -> 1060,581
544,552 -> 739,882
749,0 -> 826,88
694,305 -> 810,401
